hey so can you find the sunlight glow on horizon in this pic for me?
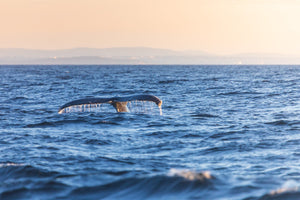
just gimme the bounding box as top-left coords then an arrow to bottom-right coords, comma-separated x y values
1,0 -> 300,55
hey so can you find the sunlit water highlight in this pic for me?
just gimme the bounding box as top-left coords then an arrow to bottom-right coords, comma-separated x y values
0,65 -> 299,200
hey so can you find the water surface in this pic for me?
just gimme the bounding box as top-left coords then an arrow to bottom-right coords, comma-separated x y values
1,65 -> 300,199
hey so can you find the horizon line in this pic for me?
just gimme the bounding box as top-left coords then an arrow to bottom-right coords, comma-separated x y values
1,46 -> 300,57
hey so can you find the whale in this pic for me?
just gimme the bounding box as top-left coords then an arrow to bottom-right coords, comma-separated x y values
58,94 -> 162,114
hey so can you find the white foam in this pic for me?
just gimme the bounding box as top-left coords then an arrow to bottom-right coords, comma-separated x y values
269,180 -> 299,195
0,162 -> 25,167
168,168 -> 213,181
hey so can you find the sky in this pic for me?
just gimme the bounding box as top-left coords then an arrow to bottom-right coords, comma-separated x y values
1,0 -> 300,55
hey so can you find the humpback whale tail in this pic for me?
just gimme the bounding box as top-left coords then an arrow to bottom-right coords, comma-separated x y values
58,95 -> 162,115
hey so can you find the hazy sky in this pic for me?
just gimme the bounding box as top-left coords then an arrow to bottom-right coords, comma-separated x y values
1,0 -> 300,55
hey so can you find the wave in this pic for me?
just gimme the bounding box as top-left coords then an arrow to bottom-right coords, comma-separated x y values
0,166 -> 218,200
1,164 -> 299,200
8,96 -> 30,101
64,169 -> 216,200
190,113 -> 219,119
168,169 -> 214,181
23,110 -> 165,129
217,91 -> 263,96
265,120 -> 300,126
249,187 -> 300,200
0,163 -> 67,200
23,113 -> 128,128
0,163 -> 58,181
209,130 -> 244,139
24,119 -> 91,128
158,79 -> 189,84
84,138 -> 114,145
266,187 -> 300,199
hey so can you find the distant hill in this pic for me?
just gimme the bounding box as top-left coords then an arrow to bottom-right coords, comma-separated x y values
1,47 -> 300,64
0,47 -> 181,57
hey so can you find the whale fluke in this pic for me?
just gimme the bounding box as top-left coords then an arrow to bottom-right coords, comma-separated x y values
58,95 -> 162,114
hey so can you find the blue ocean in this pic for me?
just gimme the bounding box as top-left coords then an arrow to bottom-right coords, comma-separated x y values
1,65 -> 299,200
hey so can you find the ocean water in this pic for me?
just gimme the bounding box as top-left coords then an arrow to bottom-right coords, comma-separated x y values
0,65 -> 300,200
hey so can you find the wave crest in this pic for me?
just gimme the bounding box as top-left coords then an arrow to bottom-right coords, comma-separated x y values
168,169 -> 213,181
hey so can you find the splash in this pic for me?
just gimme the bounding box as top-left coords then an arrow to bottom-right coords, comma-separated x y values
58,103 -> 107,114
270,187 -> 299,195
269,180 -> 299,196
127,100 -> 163,115
168,169 -> 213,181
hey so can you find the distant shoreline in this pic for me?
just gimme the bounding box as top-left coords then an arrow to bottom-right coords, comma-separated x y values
1,47 -> 300,65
